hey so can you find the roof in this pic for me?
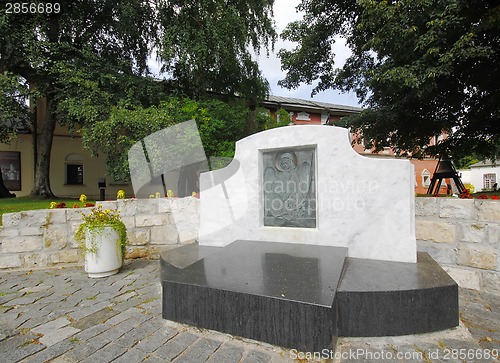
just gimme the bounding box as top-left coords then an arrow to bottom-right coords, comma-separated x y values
470,159 -> 498,168
262,95 -> 363,115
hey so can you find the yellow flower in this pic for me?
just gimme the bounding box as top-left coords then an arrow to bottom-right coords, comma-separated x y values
155,192 -> 161,198
149,194 -> 154,199
104,209 -> 110,214
79,194 -> 87,204
50,201 -> 57,209
167,190 -> 174,198
117,190 -> 125,199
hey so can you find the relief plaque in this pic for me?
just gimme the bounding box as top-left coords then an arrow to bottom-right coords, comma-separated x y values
262,147 -> 316,228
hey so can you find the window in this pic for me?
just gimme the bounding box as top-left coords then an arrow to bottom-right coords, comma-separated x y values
421,169 -> 431,187
65,154 -> 84,185
483,173 -> 496,190
67,164 -> 84,185
296,112 -> 311,121
0,151 -> 21,190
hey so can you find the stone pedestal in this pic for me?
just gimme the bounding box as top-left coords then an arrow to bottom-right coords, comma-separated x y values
161,241 -> 459,352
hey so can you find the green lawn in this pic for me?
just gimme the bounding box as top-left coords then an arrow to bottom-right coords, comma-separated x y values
0,197 -> 96,226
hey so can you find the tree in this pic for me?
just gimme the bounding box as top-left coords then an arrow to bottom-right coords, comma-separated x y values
0,72 -> 30,197
0,0 -> 276,197
158,0 -> 276,101
0,1 -> 159,197
279,0 -> 500,160
82,97 -> 265,182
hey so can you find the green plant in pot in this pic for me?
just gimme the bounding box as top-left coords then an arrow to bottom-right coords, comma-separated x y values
75,204 -> 128,278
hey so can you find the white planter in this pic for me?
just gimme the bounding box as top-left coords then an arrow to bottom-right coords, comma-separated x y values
84,226 -> 123,278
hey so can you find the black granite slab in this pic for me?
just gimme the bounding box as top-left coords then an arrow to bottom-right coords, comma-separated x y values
161,241 -> 348,351
160,244 -> 218,281
161,243 -> 459,351
336,252 -> 459,337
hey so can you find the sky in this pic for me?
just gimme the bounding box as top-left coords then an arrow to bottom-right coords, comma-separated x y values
256,0 -> 361,107
148,0 -> 361,107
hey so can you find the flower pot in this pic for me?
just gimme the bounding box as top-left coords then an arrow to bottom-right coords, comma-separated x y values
84,226 -> 123,278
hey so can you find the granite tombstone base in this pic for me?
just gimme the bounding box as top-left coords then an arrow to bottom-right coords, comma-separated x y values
161,241 -> 458,353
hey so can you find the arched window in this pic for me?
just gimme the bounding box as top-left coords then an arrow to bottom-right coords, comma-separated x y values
65,154 -> 84,185
421,169 -> 431,188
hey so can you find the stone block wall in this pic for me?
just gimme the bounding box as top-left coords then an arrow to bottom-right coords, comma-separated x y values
1,197 -> 499,294
0,197 -> 199,270
416,198 -> 499,295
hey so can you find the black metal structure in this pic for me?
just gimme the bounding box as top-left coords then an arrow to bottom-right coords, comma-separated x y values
427,158 -> 465,195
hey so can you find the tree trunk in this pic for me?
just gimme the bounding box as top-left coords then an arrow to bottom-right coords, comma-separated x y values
0,171 -> 16,198
30,95 -> 56,198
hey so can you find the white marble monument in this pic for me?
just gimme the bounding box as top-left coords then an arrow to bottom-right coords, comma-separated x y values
199,125 -> 416,263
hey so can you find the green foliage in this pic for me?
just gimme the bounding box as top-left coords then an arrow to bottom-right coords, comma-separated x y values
158,0 -> 276,101
255,107 -> 292,130
0,72 -> 30,142
75,205 -> 128,259
82,97 -> 255,181
279,0 -> 500,160
1,0 -> 276,196
454,155 -> 480,170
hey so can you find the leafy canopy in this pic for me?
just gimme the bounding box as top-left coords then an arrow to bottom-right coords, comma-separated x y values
159,0 -> 276,100
82,97 -> 274,181
279,0 -> 500,160
0,0 -> 277,196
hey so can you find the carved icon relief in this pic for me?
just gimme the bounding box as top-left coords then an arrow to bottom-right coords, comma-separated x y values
262,148 -> 316,228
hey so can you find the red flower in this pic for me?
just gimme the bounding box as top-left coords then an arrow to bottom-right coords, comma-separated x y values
477,194 -> 489,199
56,202 -> 66,208
491,196 -> 499,200
459,190 -> 473,199
85,203 -> 95,207
73,204 -> 78,208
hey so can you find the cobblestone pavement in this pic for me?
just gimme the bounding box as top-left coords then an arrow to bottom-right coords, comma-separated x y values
0,259 -> 498,363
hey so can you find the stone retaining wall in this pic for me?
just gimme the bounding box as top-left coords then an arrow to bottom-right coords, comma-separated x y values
416,198 -> 499,295
0,197 -> 199,270
1,197 -> 498,294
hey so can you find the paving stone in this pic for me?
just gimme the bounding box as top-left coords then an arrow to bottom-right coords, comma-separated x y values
99,317 -> 142,341
243,350 -> 272,363
4,295 -> 40,306
172,337 -> 222,363
71,323 -> 109,341
0,333 -> 45,362
39,326 -> 81,347
68,300 -> 113,320
19,338 -> 76,363
114,319 -> 161,348
80,342 -> 128,363
0,326 -> 17,342
19,285 -> 52,294
70,307 -> 119,331
142,354 -> 166,363
105,307 -> 144,326
31,317 -> 72,335
154,332 -> 199,361
59,334 -> 111,362
205,343 -> 245,363
136,326 -> 177,353
111,347 -> 150,363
